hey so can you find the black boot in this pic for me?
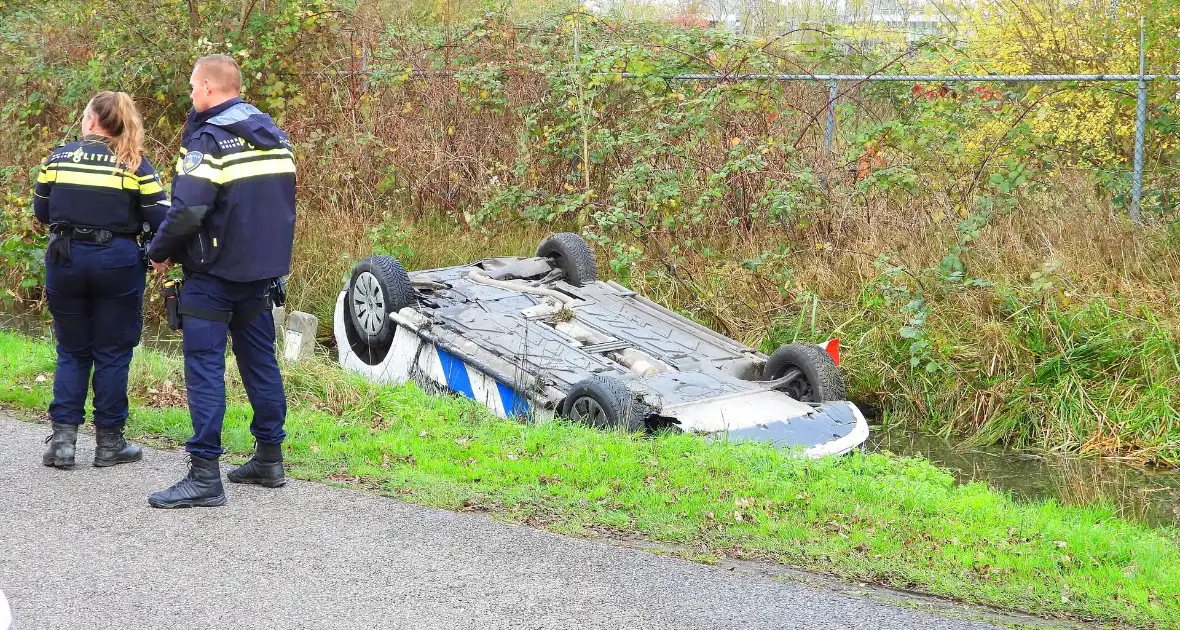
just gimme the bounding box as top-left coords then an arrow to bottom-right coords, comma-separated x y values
42,422 -> 78,469
93,423 -> 143,467
227,442 -> 286,487
147,455 -> 227,509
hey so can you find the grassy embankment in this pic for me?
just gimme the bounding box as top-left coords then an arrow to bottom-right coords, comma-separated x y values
1,330 -> 1178,628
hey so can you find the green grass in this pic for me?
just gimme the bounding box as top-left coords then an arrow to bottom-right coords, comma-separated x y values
2,330 -> 1178,628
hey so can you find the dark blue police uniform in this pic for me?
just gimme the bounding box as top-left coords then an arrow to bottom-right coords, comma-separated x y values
34,136 -> 167,443
147,98 -> 295,489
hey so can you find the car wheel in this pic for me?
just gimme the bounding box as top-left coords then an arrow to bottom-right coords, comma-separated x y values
536,232 -> 598,287
762,343 -> 846,402
344,255 -> 414,364
563,375 -> 646,432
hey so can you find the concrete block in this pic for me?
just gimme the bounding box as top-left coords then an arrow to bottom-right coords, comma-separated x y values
283,310 -> 318,362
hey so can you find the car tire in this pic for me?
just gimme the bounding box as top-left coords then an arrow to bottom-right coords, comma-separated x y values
536,232 -> 598,287
563,375 -> 646,432
762,343 -> 846,402
344,256 -> 414,363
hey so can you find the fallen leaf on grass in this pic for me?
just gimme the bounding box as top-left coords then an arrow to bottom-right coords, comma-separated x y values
140,379 -> 187,407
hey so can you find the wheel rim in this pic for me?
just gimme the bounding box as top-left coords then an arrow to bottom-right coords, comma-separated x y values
774,367 -> 815,402
570,396 -> 609,426
351,271 -> 386,337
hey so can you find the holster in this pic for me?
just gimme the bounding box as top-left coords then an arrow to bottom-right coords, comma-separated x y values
163,279 -> 183,331
139,231 -> 155,269
46,231 -> 71,265
266,276 -> 288,308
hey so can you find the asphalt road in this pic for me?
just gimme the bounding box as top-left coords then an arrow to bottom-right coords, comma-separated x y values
0,413 -> 1009,630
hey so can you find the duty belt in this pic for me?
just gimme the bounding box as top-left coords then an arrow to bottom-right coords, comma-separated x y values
46,224 -> 135,264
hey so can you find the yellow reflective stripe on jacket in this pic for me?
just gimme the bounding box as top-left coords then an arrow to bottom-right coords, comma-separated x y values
219,158 -> 296,183
40,163 -> 139,185
180,162 -> 223,183
49,169 -> 138,191
178,157 -> 295,185
204,147 -> 294,166
172,143 -> 295,184
138,170 -> 164,195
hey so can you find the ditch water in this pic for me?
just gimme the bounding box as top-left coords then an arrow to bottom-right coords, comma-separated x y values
4,303 -> 1178,528
864,426 -> 1180,528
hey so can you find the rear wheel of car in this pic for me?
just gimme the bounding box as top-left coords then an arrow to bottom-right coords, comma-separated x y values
762,343 -> 846,402
536,232 -> 598,287
343,255 -> 414,365
563,375 -> 646,432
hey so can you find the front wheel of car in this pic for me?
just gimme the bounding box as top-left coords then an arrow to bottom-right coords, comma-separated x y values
762,343 -> 846,402
343,255 -> 414,365
563,375 -> 646,432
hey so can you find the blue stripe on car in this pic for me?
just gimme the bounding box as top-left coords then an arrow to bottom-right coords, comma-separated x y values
496,381 -> 530,417
436,348 -> 475,399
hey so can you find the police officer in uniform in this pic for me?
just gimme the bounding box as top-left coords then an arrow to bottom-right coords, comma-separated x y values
35,91 -> 168,468
146,55 -> 296,508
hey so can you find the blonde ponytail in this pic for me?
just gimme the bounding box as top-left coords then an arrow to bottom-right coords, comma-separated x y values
87,91 -> 144,171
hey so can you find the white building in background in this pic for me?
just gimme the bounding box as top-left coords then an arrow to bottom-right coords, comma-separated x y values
583,0 -> 957,38
835,0 -> 954,39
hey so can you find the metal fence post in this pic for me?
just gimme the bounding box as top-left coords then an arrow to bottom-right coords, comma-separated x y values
825,79 -> 837,154
361,40 -> 370,92
1131,17 -> 1146,224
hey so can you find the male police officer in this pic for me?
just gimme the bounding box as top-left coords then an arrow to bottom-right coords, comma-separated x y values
146,55 -> 296,508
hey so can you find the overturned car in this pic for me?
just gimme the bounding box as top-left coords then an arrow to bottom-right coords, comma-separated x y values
333,233 -> 869,456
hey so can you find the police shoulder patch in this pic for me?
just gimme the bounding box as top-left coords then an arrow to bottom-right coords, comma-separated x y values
181,151 -> 204,174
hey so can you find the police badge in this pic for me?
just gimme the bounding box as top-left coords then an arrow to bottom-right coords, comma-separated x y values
181,151 -> 204,174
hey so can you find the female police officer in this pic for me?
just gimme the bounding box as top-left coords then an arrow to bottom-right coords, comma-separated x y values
34,91 -> 169,469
